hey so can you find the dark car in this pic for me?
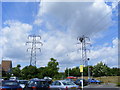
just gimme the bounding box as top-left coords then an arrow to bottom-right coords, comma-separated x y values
74,79 -> 88,86
44,79 -> 52,85
0,80 -> 22,90
18,80 -> 28,88
24,79 -> 50,90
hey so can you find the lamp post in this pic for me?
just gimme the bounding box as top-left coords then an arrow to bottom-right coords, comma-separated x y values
87,58 -> 90,79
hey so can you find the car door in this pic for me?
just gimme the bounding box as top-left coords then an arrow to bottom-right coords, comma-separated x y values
24,81 -> 34,90
55,81 -> 62,89
50,81 -> 63,90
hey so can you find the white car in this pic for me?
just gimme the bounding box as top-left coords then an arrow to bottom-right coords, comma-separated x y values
9,77 -> 18,80
50,80 -> 79,90
44,77 -> 52,80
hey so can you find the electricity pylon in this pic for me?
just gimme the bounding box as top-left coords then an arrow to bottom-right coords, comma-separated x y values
77,35 -> 91,83
77,35 -> 90,66
26,35 -> 43,66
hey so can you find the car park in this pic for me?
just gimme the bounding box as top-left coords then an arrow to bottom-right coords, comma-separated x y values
74,79 -> 88,86
24,79 -> 50,90
50,80 -> 79,90
18,80 -> 28,88
87,78 -> 102,84
0,80 -> 22,90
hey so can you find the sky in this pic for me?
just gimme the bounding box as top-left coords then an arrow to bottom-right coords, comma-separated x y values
0,0 -> 119,72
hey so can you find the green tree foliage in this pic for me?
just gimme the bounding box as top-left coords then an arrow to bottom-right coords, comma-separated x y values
21,65 -> 38,79
83,66 -> 93,76
11,64 -> 21,78
37,58 -> 59,78
109,68 -> 120,76
46,58 -> 59,78
92,62 -> 110,77
54,72 -> 66,79
65,66 -> 94,77
8,60 -> 119,79
65,67 -> 81,77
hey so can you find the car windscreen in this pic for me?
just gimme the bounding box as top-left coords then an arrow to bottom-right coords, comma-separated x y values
62,81 -> 75,85
19,81 -> 28,84
37,81 -> 48,86
30,81 -> 48,86
2,81 -> 19,86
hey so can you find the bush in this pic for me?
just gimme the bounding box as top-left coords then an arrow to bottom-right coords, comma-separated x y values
116,82 -> 120,87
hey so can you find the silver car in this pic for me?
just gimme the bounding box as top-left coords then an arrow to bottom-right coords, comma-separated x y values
50,80 -> 79,90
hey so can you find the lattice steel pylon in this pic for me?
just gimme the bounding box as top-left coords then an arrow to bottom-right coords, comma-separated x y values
26,35 -> 43,66
77,35 -> 90,66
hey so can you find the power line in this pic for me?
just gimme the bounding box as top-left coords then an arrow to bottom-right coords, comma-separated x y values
86,2 -> 118,34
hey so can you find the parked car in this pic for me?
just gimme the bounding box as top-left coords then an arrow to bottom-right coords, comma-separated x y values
44,79 -> 53,84
64,79 -> 75,83
0,80 -> 22,90
44,77 -> 52,80
24,79 -> 50,90
9,77 -> 18,80
87,78 -> 102,84
74,79 -> 88,86
50,80 -> 79,90
66,76 -> 77,79
18,80 -> 28,88
31,78 -> 39,80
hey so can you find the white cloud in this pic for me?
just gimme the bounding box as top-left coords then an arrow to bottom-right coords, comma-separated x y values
35,1 -> 112,38
1,20 -> 32,66
88,38 -> 118,67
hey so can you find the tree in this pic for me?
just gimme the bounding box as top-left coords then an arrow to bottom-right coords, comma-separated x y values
110,68 -> 120,76
21,65 -> 38,79
37,67 -> 46,79
65,67 -> 81,77
17,64 -> 21,68
11,64 -> 21,78
92,62 -> 110,77
46,58 -> 59,78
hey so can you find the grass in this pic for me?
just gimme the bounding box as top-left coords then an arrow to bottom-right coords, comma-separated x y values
77,76 -> 120,84
95,76 -> 120,84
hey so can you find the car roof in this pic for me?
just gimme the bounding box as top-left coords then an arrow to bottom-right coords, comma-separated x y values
3,80 -> 18,82
30,79 -> 48,81
54,80 -> 71,82
18,80 -> 28,81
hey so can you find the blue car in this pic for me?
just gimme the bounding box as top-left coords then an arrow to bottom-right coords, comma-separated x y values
0,80 -> 22,90
88,79 -> 102,84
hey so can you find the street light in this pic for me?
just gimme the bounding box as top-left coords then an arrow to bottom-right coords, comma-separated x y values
87,58 -> 90,79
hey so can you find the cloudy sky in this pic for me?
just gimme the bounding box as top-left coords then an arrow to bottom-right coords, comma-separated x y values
0,0 -> 119,72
